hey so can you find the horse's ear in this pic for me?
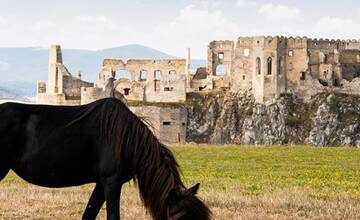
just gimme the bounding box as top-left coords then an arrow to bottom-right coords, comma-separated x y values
188,183 -> 200,195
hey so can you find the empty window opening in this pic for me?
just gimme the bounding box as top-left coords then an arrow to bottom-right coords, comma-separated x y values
218,52 -> 224,60
182,122 -> 186,126
163,121 -> 171,126
216,65 -> 226,76
164,87 -> 174,91
242,75 -> 246,80
199,85 -> 207,91
256,57 -> 261,75
323,71 -> 328,78
116,70 -> 132,80
267,57 -> 272,75
243,48 -> 250,57
333,79 -> 340,87
154,70 -> 161,92
300,72 -> 306,80
288,50 -> 294,57
123,88 -> 130,95
169,70 -> 176,75
324,55 -> 328,64
154,70 -> 161,80
140,70 -> 147,81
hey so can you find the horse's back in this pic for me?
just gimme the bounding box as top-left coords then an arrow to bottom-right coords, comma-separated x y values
0,102 -> 102,187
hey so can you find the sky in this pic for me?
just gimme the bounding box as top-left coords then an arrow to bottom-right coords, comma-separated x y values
0,0 -> 359,59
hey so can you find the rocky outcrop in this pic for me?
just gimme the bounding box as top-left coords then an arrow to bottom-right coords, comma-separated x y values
186,92 -> 360,147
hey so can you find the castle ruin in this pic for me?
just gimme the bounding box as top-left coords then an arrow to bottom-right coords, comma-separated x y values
36,36 -> 360,143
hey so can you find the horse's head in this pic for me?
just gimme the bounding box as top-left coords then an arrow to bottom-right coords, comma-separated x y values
167,183 -> 211,220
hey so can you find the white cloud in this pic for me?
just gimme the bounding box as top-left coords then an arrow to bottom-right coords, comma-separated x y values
31,21 -> 56,32
357,8 -> 360,16
258,4 -> 301,21
0,17 -> 8,25
76,15 -> 119,31
200,0 -> 222,8
237,0 -> 257,8
151,5 -> 239,58
313,16 -> 360,39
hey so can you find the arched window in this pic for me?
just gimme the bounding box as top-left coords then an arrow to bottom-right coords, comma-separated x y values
218,52 -> 224,60
267,57 -> 272,75
116,70 -> 132,80
256,57 -> 261,75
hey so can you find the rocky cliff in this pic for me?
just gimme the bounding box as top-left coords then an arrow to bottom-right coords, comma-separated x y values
186,92 -> 360,147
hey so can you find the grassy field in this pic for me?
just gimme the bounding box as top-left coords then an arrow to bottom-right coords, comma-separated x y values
1,145 -> 360,219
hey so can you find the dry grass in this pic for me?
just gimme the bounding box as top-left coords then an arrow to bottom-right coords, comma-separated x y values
1,183 -> 359,220
1,145 -> 360,219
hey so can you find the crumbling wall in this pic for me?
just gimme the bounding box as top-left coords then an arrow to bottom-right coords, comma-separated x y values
63,76 -> 94,100
207,40 -> 234,78
339,50 -> 360,81
232,37 -> 254,92
114,79 -> 144,101
99,59 -> 187,103
36,44 -> 93,105
130,104 -> 187,144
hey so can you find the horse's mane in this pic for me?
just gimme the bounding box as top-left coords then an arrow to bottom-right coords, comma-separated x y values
73,98 -> 184,220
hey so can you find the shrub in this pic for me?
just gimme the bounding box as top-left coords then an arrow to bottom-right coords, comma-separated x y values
329,95 -> 340,114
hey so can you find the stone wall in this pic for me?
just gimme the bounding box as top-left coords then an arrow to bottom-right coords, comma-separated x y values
225,36 -> 360,103
130,104 -> 187,144
207,40 -> 234,78
114,79 -> 144,102
99,59 -> 188,103
36,44 -> 94,106
63,75 -> 94,100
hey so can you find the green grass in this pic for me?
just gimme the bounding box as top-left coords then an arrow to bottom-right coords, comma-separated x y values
3,145 -> 360,197
171,145 -> 360,198
2,145 -> 360,219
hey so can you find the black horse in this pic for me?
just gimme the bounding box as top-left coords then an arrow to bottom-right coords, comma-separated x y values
0,98 -> 211,220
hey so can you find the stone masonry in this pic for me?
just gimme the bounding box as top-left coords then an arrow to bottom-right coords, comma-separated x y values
36,36 -> 360,143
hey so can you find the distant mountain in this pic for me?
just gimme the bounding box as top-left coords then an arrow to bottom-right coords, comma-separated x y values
0,44 -> 206,98
0,85 -> 29,101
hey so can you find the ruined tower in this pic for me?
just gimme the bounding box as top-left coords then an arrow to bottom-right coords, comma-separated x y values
48,45 -> 65,94
185,48 -> 191,89
207,41 -> 234,77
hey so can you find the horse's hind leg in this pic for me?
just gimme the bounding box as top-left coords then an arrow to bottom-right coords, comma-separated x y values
82,183 -> 105,220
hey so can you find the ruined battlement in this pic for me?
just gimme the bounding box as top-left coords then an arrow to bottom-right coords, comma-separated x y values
49,44 -> 63,64
208,40 -> 234,50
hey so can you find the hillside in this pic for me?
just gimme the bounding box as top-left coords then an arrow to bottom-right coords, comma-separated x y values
0,85 -> 29,101
187,92 -> 360,147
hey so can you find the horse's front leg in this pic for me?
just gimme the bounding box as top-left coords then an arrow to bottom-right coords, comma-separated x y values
82,183 -> 105,220
103,175 -> 122,220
